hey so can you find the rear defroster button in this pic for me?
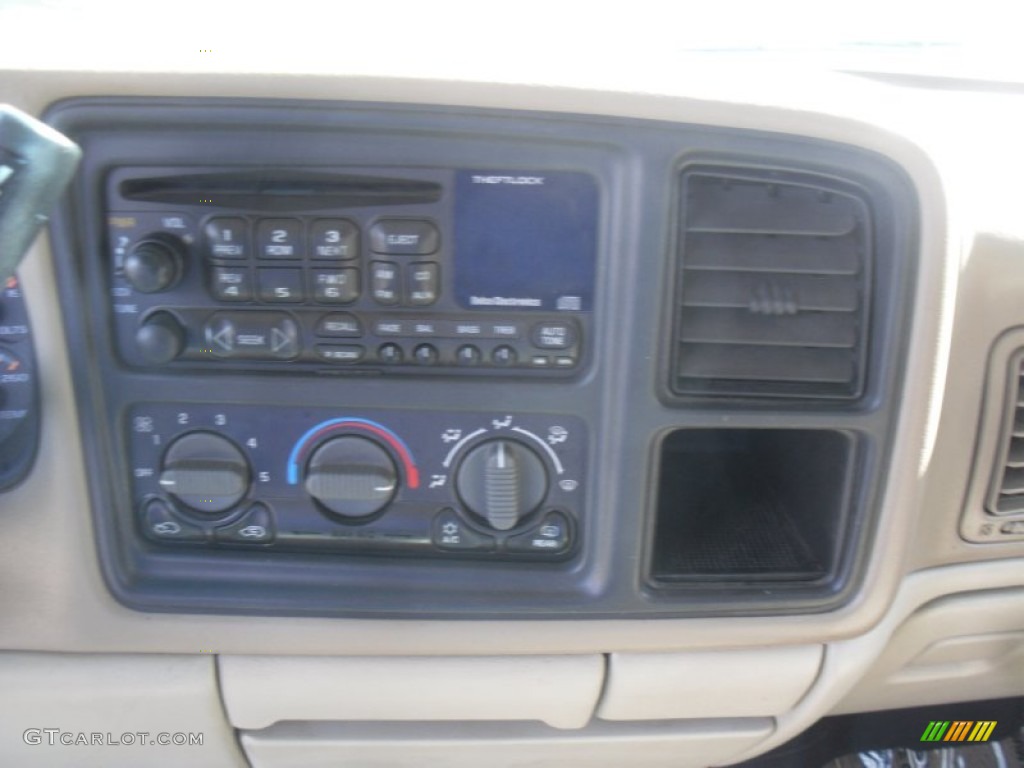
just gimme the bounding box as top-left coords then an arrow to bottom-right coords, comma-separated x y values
505,511 -> 571,554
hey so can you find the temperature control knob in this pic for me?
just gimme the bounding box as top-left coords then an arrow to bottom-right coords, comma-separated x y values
456,439 -> 548,530
124,234 -> 184,293
159,432 -> 250,514
305,436 -> 398,519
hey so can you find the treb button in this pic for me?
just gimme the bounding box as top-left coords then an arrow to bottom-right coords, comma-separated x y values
370,220 -> 439,255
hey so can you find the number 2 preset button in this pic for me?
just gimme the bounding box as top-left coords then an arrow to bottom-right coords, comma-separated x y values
258,268 -> 304,302
257,218 -> 303,259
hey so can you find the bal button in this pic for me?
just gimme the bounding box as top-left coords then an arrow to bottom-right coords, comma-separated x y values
413,344 -> 439,366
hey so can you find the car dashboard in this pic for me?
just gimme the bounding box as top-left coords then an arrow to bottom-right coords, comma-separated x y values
0,58 -> 1021,768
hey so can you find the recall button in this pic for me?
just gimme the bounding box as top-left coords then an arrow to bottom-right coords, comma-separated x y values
316,313 -> 362,337
370,220 -> 440,255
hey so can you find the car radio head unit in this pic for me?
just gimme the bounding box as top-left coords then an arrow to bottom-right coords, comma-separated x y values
105,166 -> 597,377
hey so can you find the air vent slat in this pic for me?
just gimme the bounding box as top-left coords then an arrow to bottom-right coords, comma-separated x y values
681,272 -> 859,312
986,355 -> 1024,516
687,233 -> 860,275
679,309 -> 857,348
1005,438 -> 1024,468
687,176 -> 858,235
678,345 -> 854,384
670,167 -> 871,400
998,467 -> 1024,495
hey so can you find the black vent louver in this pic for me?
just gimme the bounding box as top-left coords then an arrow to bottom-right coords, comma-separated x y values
988,354 -> 1024,515
672,168 -> 872,399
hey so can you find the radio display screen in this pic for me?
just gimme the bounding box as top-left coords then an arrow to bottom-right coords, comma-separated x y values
453,170 -> 598,312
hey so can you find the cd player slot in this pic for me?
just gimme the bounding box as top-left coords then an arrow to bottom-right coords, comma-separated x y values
119,171 -> 443,210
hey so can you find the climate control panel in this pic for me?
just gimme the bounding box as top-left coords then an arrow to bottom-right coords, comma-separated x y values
127,404 -> 585,559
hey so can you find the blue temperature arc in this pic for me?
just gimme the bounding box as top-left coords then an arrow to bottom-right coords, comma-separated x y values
286,418 -> 419,487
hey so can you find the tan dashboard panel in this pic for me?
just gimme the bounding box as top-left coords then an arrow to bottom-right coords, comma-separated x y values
833,588 -> 1024,715
218,654 -> 604,730
239,719 -> 774,768
597,645 -> 823,720
0,652 -> 245,767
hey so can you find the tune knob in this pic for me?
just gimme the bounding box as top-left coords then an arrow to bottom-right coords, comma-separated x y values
159,432 -> 250,514
456,439 -> 548,531
304,436 -> 398,519
135,311 -> 185,364
124,234 -> 184,293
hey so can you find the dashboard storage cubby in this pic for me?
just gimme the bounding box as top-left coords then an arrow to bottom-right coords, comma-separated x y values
650,429 -> 854,586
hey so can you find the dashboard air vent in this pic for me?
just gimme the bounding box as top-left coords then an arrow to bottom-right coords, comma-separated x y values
988,353 -> 1024,515
671,168 -> 872,399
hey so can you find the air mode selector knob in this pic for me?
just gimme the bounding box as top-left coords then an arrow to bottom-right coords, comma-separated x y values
124,234 -> 185,293
159,432 -> 250,514
304,436 -> 398,519
456,439 -> 548,531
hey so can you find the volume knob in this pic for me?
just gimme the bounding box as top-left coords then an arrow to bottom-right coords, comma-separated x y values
124,234 -> 184,293
456,439 -> 548,531
304,436 -> 398,519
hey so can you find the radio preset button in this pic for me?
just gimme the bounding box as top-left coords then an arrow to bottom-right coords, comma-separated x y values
531,321 -> 577,350
210,266 -> 252,301
312,268 -> 360,304
407,262 -> 439,306
316,344 -> 365,363
316,313 -> 362,337
370,261 -> 400,305
377,343 -> 404,364
370,220 -> 439,255
456,344 -> 482,366
258,268 -> 304,303
204,217 -> 248,259
492,345 -> 517,366
413,343 -> 439,365
310,219 -> 359,260
257,218 -> 303,259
